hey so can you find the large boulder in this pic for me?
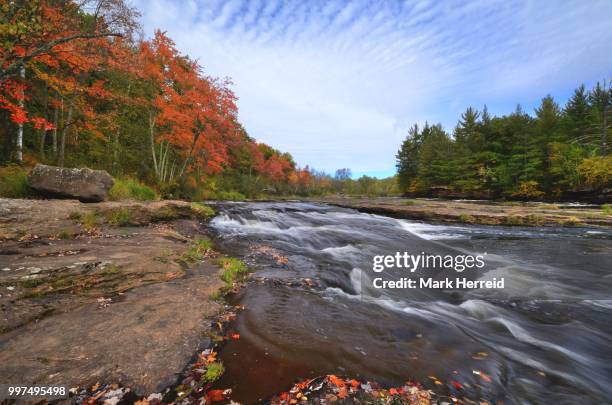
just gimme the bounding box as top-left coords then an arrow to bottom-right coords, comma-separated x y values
28,164 -> 114,202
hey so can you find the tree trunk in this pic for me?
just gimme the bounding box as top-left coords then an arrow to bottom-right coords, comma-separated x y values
59,100 -> 74,167
149,110 -> 159,177
39,128 -> 46,159
112,131 -> 119,172
162,142 -> 172,182
52,103 -> 59,155
178,130 -> 201,178
169,159 -> 176,182
602,104 -> 608,155
16,66 -> 25,162
39,88 -> 49,159
157,141 -> 165,182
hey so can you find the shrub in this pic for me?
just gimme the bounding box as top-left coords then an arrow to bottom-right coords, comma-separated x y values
603,204 -> 612,216
109,177 -> 158,201
80,211 -> 101,231
510,181 -> 545,199
105,207 -> 132,226
216,257 -> 249,285
190,202 -> 215,219
217,190 -> 246,201
459,214 -> 476,223
0,165 -> 31,198
578,156 -> 612,190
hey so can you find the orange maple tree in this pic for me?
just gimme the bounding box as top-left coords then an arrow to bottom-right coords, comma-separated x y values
1,0 -> 308,196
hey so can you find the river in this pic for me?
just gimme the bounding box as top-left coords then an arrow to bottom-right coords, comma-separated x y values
207,201 -> 612,404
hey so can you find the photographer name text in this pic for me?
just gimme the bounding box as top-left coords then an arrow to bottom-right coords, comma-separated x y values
372,277 -> 504,289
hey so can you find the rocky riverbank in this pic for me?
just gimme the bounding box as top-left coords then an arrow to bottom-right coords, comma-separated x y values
1,196 -> 610,404
313,196 -> 612,228
0,198 -> 225,395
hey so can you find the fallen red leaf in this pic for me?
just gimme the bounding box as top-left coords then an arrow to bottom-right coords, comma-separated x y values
328,375 -> 345,388
452,380 -> 463,390
230,333 -> 240,340
206,389 -> 226,402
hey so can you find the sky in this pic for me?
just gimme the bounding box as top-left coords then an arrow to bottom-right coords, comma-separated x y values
132,0 -> 612,178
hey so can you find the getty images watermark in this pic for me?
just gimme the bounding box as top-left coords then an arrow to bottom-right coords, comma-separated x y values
371,252 -> 504,289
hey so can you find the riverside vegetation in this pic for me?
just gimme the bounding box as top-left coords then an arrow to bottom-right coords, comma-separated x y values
2,2 -> 609,202
395,88 -> 611,201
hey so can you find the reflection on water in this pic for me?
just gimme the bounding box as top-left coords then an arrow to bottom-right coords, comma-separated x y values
209,202 -> 612,404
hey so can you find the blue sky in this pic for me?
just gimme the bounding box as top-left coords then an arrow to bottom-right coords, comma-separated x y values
132,0 -> 612,178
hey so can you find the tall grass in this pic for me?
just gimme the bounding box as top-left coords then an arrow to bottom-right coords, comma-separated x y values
182,237 -> 214,262
0,165 -> 31,198
216,257 -> 249,285
190,202 -> 215,219
217,190 -> 246,201
109,177 -> 158,201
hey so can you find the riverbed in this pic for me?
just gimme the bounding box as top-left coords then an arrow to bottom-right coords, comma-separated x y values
208,201 -> 612,404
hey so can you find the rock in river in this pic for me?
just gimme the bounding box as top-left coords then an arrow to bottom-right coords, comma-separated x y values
28,164 -> 114,202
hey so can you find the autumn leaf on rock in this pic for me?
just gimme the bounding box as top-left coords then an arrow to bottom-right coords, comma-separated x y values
206,389 -> 226,402
328,375 -> 345,388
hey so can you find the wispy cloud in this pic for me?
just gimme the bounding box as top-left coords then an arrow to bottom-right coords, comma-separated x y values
132,0 -> 612,177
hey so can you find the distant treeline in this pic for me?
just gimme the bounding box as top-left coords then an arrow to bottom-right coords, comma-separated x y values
297,168 -> 400,197
396,82 -> 611,200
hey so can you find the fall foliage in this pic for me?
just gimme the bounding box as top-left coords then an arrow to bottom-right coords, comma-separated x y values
3,1 -> 608,200
0,0 -> 305,198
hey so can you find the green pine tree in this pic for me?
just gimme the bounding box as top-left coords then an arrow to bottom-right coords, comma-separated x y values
395,123 -> 422,192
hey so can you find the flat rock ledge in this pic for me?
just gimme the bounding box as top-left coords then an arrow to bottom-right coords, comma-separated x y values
0,198 -> 223,394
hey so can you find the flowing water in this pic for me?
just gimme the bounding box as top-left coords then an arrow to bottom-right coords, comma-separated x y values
208,202 -> 612,404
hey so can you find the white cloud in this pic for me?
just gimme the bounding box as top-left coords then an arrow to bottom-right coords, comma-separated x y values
131,0 -> 612,176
